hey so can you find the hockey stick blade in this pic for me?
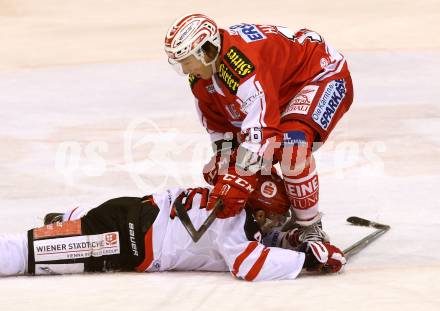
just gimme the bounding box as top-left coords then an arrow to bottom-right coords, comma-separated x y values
343,217 -> 390,259
173,199 -> 223,243
347,216 -> 391,230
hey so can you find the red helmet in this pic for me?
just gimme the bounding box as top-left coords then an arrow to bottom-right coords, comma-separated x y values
247,172 -> 291,216
164,13 -> 220,65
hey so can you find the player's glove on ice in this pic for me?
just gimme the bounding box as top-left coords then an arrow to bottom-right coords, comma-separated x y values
299,241 -> 346,273
207,172 -> 257,218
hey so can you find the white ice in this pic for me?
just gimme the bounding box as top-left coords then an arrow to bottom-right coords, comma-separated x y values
1,44 -> 440,311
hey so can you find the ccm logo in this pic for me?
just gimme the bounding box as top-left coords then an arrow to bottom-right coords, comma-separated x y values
223,174 -> 255,192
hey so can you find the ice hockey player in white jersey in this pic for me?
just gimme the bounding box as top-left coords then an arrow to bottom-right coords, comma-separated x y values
0,173 -> 345,281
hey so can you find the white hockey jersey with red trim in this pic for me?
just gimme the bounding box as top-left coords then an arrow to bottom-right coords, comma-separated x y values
191,24 -> 350,152
139,187 -> 304,281
56,187 -> 305,281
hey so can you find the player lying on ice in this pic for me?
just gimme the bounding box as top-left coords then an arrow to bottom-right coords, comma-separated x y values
0,172 -> 345,281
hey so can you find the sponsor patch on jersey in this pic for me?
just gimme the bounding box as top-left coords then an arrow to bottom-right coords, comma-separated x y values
225,46 -> 255,78
33,232 -> 120,262
283,131 -> 307,147
241,90 -> 264,113
312,79 -> 346,130
284,174 -> 319,209
188,74 -> 199,89
230,24 -> 267,43
281,85 -> 319,117
260,181 -> 277,198
217,62 -> 240,94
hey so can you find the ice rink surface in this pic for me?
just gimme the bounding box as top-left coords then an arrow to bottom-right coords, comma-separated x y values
1,1 -> 440,310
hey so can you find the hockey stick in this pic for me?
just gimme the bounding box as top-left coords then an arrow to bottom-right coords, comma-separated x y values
343,216 -> 391,259
173,198 -> 223,243
321,217 -> 390,273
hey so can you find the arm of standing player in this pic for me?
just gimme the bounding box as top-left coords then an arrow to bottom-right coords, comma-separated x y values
192,85 -> 241,185
206,71 -> 282,218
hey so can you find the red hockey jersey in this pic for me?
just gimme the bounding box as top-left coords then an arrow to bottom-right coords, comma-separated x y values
190,24 -> 350,153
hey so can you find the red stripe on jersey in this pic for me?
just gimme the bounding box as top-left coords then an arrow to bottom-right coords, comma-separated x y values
135,227 -> 154,272
232,241 -> 258,276
244,248 -> 271,281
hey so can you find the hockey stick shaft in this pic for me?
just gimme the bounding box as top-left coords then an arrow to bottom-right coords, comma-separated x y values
343,227 -> 389,259
192,202 -> 220,241
343,217 -> 390,259
174,198 -> 223,243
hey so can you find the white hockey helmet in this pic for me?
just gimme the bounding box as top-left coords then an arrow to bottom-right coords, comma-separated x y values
164,13 -> 220,66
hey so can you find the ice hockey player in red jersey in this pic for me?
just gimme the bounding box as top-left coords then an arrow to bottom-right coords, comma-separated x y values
164,14 -> 354,243
0,173 -> 346,280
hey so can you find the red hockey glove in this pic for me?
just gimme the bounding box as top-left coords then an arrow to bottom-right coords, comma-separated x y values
207,173 -> 257,218
300,241 -> 346,273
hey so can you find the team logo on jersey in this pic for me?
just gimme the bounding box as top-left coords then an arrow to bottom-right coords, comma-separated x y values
312,79 -> 346,130
225,47 -> 255,78
281,85 -> 319,117
230,24 -> 267,43
188,74 -> 199,89
217,62 -> 240,94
